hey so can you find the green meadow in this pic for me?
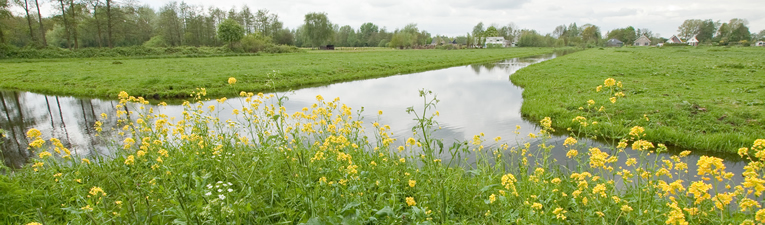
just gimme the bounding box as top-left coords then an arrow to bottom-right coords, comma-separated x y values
511,47 -> 765,152
0,48 -> 556,99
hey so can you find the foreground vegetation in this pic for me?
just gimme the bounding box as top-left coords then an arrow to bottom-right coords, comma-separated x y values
0,48 -> 557,99
512,47 -> 765,152
2,78 -> 765,224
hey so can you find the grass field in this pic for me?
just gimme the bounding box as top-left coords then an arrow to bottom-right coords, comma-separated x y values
511,47 -> 765,152
0,48 -> 557,100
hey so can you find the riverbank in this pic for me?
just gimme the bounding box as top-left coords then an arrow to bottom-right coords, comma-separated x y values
2,91 -> 763,224
511,47 -> 765,153
0,48 -> 559,100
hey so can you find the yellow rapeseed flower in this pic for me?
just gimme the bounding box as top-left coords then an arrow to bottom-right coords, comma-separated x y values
124,155 -> 135,165
604,78 -> 616,87
563,137 -> 577,147
228,77 -> 237,85
620,204 -> 633,213
566,150 -> 578,158
409,180 -> 416,188
38,151 -> 52,159
531,202 -> 543,210
756,209 -> 765,223
26,128 -> 42,139
406,197 -> 416,206
489,194 -> 496,204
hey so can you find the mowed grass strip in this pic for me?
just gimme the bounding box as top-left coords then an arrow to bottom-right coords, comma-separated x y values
0,48 -> 557,99
511,47 -> 765,153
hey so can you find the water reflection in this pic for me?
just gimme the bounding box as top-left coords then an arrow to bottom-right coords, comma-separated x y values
0,52 -> 748,187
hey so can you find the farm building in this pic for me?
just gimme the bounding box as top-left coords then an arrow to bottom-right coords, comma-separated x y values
633,35 -> 651,46
687,36 -> 699,46
485,37 -> 508,48
606,38 -> 624,47
666,35 -> 683,44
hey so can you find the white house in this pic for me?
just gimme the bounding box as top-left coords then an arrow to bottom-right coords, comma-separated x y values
484,37 -> 508,48
666,35 -> 683,44
756,41 -> 765,47
633,35 -> 651,46
687,36 -> 699,46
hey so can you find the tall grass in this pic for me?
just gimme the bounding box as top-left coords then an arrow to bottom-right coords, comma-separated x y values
2,79 -> 764,224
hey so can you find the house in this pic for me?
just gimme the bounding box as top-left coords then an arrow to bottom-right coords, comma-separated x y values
756,41 -> 765,47
633,35 -> 651,46
687,36 -> 699,46
666,35 -> 683,44
606,38 -> 624,47
484,37 -> 507,47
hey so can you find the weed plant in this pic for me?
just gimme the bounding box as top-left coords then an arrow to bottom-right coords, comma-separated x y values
512,47 -> 765,152
2,77 -> 765,224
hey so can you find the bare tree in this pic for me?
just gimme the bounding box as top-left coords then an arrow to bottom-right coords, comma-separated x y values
33,0 -> 46,46
14,0 -> 36,43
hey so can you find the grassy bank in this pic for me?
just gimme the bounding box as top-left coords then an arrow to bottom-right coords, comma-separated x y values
511,47 -> 765,153
2,89 -> 764,224
0,48 -> 557,99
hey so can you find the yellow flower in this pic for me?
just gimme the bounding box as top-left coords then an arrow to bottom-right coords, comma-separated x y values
596,85 -> 603,92
563,137 -> 577,147
89,186 -> 107,197
378,110 -> 383,115
756,209 -> 765,223
118,91 -> 129,99
566,150 -> 578,158
604,78 -> 616,87
629,126 -> 645,137
551,178 -> 562,185
587,99 -> 595,106
227,77 -> 237,85
406,197 -> 416,206
115,201 -> 122,205
26,128 -> 42,139
81,158 -> 91,165
26,223 -> 42,225
489,194 -> 496,204
609,97 -> 617,104
81,204 -> 94,211
553,207 -> 567,220
406,137 -> 416,146
398,146 -> 405,152
620,204 -> 633,213
531,202 -> 543,210
124,155 -> 135,165
688,181 -> 712,204
123,138 -> 135,149
399,158 -> 406,163
29,139 -> 45,148
38,151 -> 52,159
409,180 -> 416,188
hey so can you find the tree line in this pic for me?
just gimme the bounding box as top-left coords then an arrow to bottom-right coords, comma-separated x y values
1,0 -> 764,51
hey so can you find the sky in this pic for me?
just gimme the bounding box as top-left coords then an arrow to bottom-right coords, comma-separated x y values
16,0 -> 765,38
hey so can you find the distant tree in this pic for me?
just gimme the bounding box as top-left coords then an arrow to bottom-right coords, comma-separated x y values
581,24 -> 601,45
677,19 -> 703,40
696,19 -> 719,43
472,22 -> 484,37
217,18 -> 244,48
552,25 -> 566,38
14,0 -> 36,44
359,22 -> 378,46
0,0 -> 9,43
484,26 -> 498,37
302,12 -> 333,47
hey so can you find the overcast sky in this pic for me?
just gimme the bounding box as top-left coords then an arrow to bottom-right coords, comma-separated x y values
19,0 -> 765,38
